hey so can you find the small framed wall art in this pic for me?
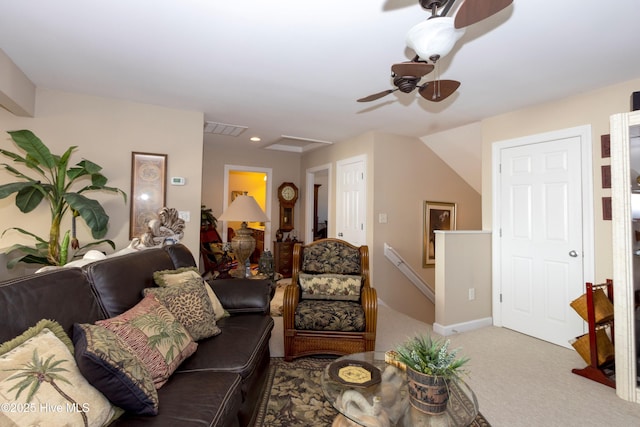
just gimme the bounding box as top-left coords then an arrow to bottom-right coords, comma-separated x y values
423,201 -> 457,267
130,152 -> 167,239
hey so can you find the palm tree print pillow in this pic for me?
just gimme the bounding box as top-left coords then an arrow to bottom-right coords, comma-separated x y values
0,319 -> 118,427
96,294 -> 197,388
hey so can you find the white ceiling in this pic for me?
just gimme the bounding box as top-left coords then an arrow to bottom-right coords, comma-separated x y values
1,0 -> 640,151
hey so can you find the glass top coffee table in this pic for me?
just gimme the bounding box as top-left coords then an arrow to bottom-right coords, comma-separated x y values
321,351 -> 478,427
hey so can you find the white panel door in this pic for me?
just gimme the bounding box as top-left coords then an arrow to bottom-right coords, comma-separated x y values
499,136 -> 585,348
336,156 -> 366,246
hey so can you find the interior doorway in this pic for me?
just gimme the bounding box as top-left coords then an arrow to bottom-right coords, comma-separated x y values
336,155 -> 366,246
222,165 -> 272,254
305,164 -> 331,242
610,110 -> 640,402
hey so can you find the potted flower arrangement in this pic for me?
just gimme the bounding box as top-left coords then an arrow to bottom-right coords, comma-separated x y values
395,334 -> 469,414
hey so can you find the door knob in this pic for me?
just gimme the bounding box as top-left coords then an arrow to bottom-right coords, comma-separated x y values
569,250 -> 578,257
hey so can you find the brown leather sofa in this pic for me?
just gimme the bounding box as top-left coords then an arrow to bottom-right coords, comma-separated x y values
0,244 -> 274,427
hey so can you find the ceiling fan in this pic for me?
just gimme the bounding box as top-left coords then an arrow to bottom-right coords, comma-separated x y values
357,60 -> 460,103
357,0 -> 513,103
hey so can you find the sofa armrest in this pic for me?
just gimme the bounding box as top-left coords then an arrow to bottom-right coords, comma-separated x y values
207,278 -> 272,315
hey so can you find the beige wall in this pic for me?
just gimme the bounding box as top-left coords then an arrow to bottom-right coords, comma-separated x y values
301,131 -> 375,243
201,140 -> 302,248
435,231 -> 492,328
301,131 -> 481,324
481,77 -> 640,283
0,88 -> 204,275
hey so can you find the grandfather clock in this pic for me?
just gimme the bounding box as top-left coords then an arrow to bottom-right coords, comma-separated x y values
277,182 -> 298,232
275,182 -> 299,277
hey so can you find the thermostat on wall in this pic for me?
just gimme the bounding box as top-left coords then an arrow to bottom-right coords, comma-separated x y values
171,177 -> 186,186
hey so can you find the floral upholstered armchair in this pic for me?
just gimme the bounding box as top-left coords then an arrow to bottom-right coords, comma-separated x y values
283,238 -> 377,361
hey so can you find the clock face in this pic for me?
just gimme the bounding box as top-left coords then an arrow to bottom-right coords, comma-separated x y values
281,186 -> 296,201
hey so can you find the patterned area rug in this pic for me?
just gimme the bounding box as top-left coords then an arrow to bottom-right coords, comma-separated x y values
253,357 -> 491,427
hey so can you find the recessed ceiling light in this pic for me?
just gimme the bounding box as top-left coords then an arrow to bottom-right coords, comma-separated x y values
250,136 -> 261,142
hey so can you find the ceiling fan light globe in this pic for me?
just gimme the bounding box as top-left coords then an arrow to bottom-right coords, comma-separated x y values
406,17 -> 465,62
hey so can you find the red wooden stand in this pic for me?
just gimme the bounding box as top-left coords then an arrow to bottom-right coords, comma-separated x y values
571,280 -> 615,388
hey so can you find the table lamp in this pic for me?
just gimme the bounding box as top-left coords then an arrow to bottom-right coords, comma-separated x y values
218,195 -> 269,278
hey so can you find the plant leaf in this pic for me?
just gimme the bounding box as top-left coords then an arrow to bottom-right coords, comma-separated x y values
78,239 -> 116,251
78,159 -> 102,174
7,130 -> 56,169
64,193 -> 109,239
91,173 -> 107,187
0,149 -> 45,175
0,182 -> 35,199
1,228 -> 48,244
78,185 -> 128,203
15,185 -> 45,213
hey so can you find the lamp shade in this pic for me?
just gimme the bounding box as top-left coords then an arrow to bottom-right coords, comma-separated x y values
218,195 -> 269,223
406,17 -> 466,62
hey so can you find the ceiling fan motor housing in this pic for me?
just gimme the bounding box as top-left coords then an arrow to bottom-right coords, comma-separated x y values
393,76 -> 419,93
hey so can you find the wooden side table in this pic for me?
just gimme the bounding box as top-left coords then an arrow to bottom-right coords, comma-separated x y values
273,241 -> 301,278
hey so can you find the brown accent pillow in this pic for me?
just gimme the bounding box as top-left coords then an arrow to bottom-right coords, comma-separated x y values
153,267 -> 228,320
144,281 -> 220,341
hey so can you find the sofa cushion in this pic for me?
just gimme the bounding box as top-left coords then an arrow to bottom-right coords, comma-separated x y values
207,278 -> 272,315
96,294 -> 197,388
73,323 -> 159,415
294,300 -> 365,332
301,241 -> 361,274
84,248 -> 178,318
0,268 -> 104,343
298,273 -> 362,301
109,371 -> 243,427
153,267 -> 228,320
176,314 -> 273,379
144,280 -> 221,341
0,319 -> 118,427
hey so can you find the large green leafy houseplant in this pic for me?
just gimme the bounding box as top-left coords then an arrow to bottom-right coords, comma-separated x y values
0,130 -> 127,267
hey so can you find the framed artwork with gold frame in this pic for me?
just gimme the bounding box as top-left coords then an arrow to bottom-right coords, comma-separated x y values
129,152 -> 167,239
423,201 -> 457,267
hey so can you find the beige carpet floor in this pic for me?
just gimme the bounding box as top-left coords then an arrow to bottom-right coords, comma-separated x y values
269,292 -> 640,426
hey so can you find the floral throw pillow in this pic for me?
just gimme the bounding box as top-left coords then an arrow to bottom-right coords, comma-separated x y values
298,273 -> 362,301
0,319 -> 118,427
96,294 -> 197,388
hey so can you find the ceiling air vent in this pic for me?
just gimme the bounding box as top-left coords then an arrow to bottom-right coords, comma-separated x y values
203,121 -> 248,137
264,135 -> 333,153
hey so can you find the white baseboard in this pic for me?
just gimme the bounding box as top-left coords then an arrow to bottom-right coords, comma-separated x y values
433,317 -> 493,336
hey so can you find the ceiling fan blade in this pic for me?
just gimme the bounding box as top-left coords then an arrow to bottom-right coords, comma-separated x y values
418,80 -> 460,102
454,0 -> 513,29
391,62 -> 434,78
357,89 -> 396,103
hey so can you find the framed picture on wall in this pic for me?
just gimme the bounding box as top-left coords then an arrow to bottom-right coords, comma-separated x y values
130,152 -> 167,239
423,201 -> 457,267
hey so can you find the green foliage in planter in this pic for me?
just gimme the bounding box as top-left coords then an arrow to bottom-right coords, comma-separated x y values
201,205 -> 217,230
396,334 -> 469,380
0,130 -> 127,267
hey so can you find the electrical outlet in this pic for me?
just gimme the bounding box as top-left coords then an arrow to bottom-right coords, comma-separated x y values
379,213 -> 388,223
178,211 -> 190,222
468,288 -> 475,301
